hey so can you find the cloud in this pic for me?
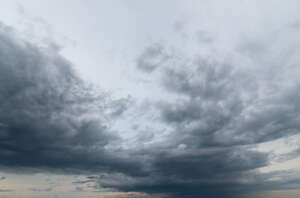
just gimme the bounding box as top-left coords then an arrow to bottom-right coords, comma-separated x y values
136,43 -> 169,73
1,1 -> 300,196
123,14 -> 300,196
0,189 -> 13,192
0,22 -> 143,176
29,187 -> 53,192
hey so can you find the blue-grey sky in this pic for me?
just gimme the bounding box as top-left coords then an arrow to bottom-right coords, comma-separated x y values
1,1 -> 300,198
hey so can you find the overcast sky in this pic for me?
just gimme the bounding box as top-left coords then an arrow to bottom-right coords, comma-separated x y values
1,1 -> 300,198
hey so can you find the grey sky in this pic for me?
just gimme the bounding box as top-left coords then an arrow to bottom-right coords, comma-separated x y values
1,1 -> 300,198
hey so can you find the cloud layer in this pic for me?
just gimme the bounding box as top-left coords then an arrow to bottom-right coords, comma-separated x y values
0,22 -> 142,177
1,2 -> 300,196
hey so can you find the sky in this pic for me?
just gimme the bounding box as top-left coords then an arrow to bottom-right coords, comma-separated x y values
1,0 -> 300,198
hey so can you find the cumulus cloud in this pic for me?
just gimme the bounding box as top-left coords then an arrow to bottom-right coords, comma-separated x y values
1,1 -> 300,197
119,10 -> 300,197
0,22 -> 142,176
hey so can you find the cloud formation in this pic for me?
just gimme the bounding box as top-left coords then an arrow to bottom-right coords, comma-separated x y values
0,22 -> 143,177
116,17 -> 300,197
1,1 -> 300,196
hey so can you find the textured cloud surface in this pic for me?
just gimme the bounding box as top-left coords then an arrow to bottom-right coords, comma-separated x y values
1,1 -> 300,198
0,22 -> 142,176
124,21 -> 300,197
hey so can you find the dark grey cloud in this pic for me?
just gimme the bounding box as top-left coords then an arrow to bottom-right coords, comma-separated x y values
157,63 -> 300,148
90,147 -> 269,198
0,189 -> 13,193
29,187 -> 52,192
136,43 -> 169,73
60,29 -> 300,196
72,179 -> 94,184
127,24 -> 300,197
0,188 -> 13,192
1,8 -> 300,197
0,22 -> 144,176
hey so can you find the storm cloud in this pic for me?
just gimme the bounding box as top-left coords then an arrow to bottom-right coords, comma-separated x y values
0,22 -> 143,176
110,16 -> 300,197
1,1 -> 300,197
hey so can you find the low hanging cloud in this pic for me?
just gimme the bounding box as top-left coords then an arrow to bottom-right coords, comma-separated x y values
116,18 -> 300,197
0,22 -> 143,176
1,5 -> 300,197
29,187 -> 53,192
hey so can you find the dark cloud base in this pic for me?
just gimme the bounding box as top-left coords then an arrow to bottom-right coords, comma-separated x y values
1,19 -> 300,198
0,22 -> 142,176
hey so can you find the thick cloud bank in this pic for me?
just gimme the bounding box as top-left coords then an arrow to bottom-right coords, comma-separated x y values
114,14 -> 300,197
74,22 -> 300,197
1,8 -> 300,197
0,23 -> 142,176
